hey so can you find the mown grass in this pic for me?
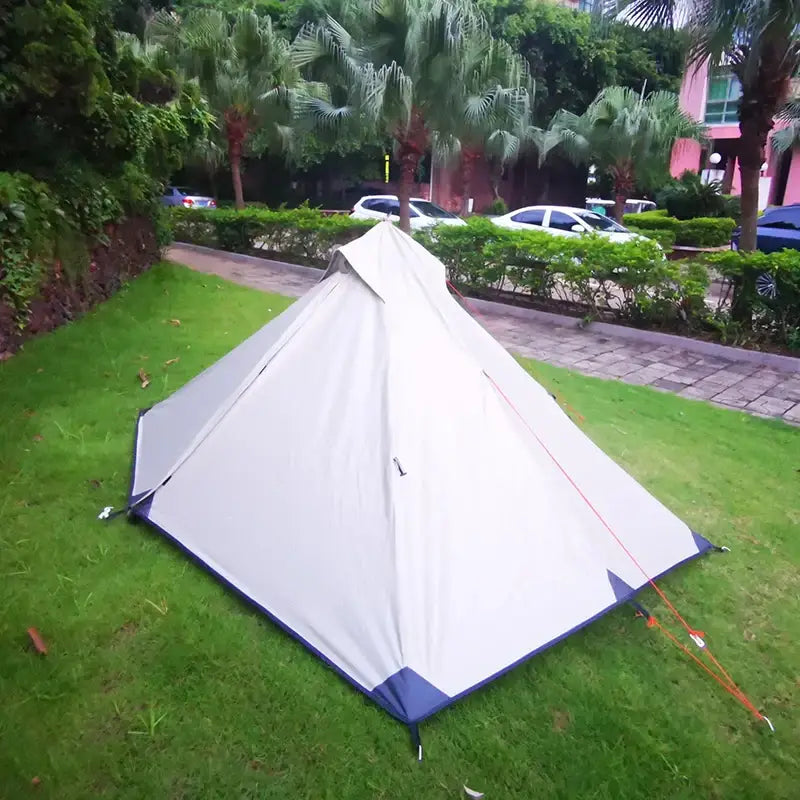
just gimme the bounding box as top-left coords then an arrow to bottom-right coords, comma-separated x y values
0,262 -> 798,799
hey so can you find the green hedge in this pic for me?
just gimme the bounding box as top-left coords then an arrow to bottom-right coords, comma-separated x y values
624,211 -> 736,248
626,226 -> 677,250
169,206 -> 375,267
675,217 -> 737,247
700,249 -> 800,347
623,210 -> 679,231
170,207 -> 800,348
414,217 -> 706,328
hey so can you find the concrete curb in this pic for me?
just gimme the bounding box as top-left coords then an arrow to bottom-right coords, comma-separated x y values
465,297 -> 800,373
172,241 -> 800,374
172,242 -> 325,279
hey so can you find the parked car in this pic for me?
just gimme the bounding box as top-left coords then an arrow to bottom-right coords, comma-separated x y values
492,205 -> 643,243
585,198 -> 657,215
161,185 -> 217,209
350,195 -> 466,229
731,204 -> 800,252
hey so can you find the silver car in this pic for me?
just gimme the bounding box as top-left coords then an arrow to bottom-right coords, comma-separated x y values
161,185 -> 217,209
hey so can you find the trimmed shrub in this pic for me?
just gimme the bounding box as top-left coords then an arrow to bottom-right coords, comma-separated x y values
623,210 -> 680,231
169,205 -> 374,266
675,217 -> 736,248
627,226 -> 677,250
625,211 -> 736,248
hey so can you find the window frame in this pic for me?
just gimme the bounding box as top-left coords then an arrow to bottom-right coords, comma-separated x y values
704,73 -> 741,125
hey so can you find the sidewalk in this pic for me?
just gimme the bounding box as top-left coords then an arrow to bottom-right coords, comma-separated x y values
166,243 -> 800,424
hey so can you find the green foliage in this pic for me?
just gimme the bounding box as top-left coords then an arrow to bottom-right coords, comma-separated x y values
169,205 -> 375,265
721,193 -> 741,222
627,210 -> 736,248
675,217 -> 736,248
626,226 -> 677,250
486,197 -> 508,215
542,87 -> 707,218
701,248 -> 800,345
655,171 -> 727,219
623,211 -> 680,231
481,0 -> 686,122
0,0 -> 210,330
0,173 -> 55,319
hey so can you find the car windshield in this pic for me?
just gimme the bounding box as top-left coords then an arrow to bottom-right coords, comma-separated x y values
573,211 -> 627,232
411,201 -> 458,219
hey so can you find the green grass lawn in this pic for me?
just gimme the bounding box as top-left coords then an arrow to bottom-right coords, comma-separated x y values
1,262 -> 798,799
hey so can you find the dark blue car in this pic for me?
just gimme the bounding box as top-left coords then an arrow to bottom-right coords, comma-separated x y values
731,203 -> 800,252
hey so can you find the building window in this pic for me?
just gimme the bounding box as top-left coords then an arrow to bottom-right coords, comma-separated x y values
578,0 -> 594,10
705,73 -> 741,124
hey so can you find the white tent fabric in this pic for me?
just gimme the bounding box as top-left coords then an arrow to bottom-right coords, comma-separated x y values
129,221 -> 711,724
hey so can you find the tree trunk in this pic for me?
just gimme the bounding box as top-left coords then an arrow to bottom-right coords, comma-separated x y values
394,108 -> 429,234
225,109 -> 250,211
733,44 -> 790,320
230,148 -> 244,210
609,161 -> 635,222
461,148 -> 480,216
397,151 -> 418,234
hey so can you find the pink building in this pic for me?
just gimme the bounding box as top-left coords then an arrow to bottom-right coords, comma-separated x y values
671,60 -> 800,208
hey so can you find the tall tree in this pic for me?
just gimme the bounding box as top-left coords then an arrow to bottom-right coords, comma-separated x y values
435,35 -> 530,214
148,9 -> 299,208
293,0 -> 530,232
616,0 -> 800,254
544,86 -> 706,221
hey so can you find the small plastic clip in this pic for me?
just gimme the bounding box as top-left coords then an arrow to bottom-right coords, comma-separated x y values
689,632 -> 706,649
97,506 -> 114,520
720,546 -> 731,552
417,744 -> 423,762
763,716 -> 775,733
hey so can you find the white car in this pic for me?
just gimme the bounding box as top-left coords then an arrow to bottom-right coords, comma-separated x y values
492,205 -> 642,243
351,195 -> 466,229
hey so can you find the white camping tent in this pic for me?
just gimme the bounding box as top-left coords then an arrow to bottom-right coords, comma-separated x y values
128,220 -> 712,734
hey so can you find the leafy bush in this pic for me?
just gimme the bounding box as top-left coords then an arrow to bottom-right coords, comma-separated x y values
701,248 -> 800,346
626,211 -> 736,247
655,171 -> 727,219
721,194 -> 741,222
170,206 -> 375,266
626,226 -> 677,250
485,197 -> 508,216
675,217 -> 736,247
418,220 -> 692,327
623,210 -> 680,231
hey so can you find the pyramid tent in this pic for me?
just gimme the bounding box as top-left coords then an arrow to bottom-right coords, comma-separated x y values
128,221 -> 713,735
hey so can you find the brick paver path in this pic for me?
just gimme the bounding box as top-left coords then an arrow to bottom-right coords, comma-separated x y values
167,244 -> 800,424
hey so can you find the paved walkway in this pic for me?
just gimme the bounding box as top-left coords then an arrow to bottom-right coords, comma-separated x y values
167,244 -> 800,424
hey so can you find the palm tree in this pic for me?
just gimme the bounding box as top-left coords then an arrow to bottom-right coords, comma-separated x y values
147,10 -> 299,209
543,86 -> 707,221
292,0 -> 530,232
616,0 -> 800,252
434,37 -> 531,215
771,98 -> 800,155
